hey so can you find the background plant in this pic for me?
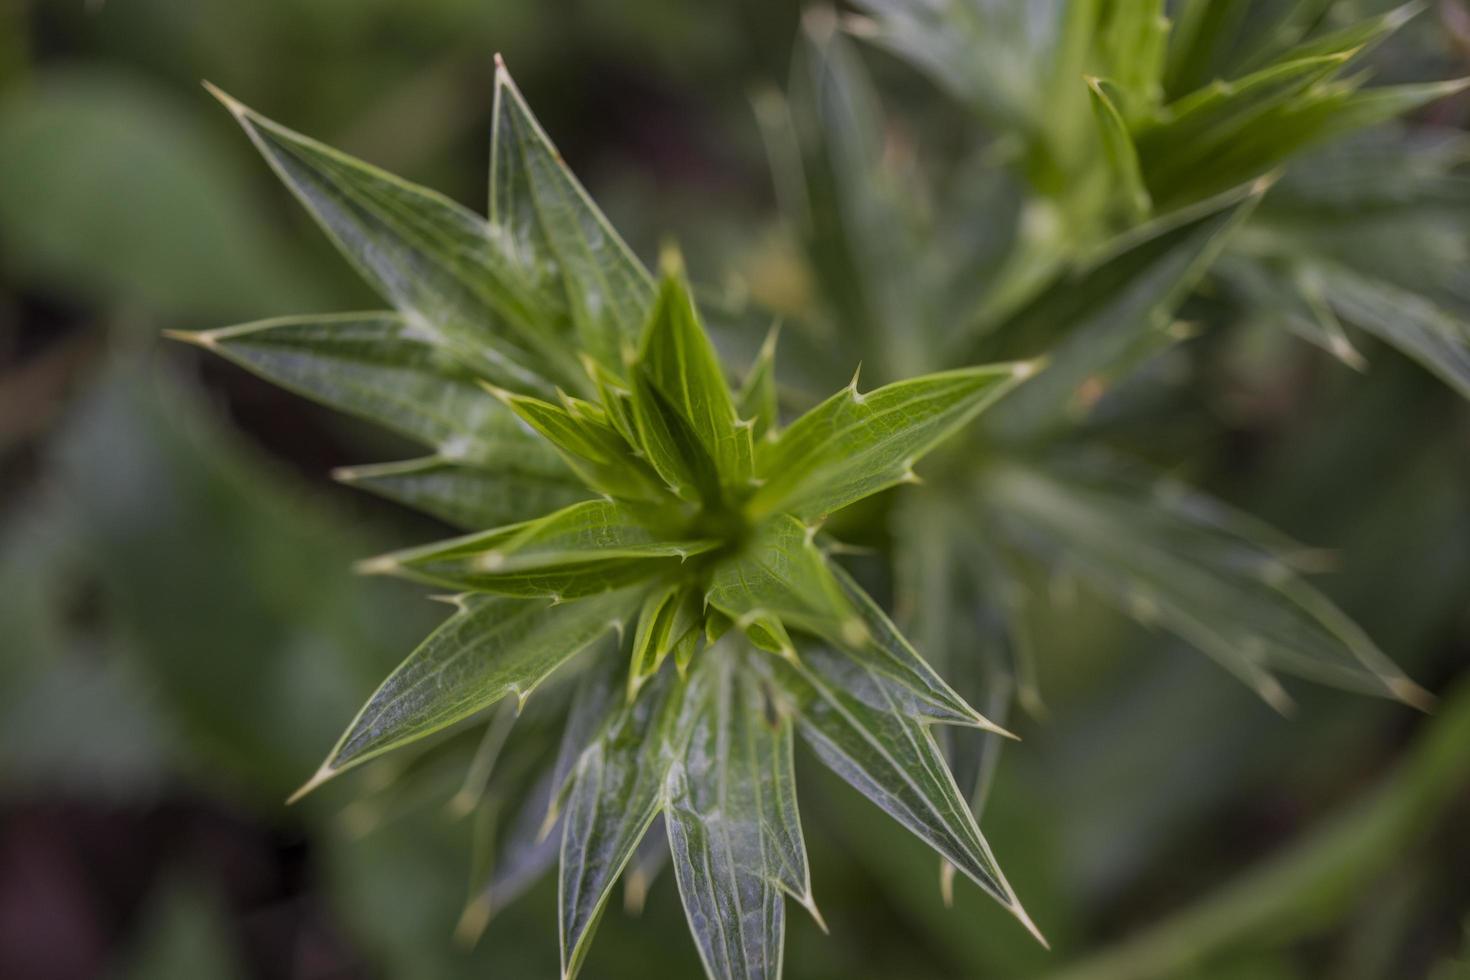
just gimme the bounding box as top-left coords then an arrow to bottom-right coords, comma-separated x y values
2,1 -> 1468,979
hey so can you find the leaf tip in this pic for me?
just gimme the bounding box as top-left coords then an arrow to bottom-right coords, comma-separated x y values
1259,675 -> 1296,717
285,762 -> 337,805
476,379 -> 516,405
1012,356 -> 1046,381
160,328 -> 217,349
797,888 -> 829,933
1389,677 -> 1436,713
623,870 -> 652,916
1012,900 -> 1050,949
657,240 -> 686,280
1250,170 -> 1283,197
454,894 -> 493,948
200,80 -> 248,119
353,554 -> 400,576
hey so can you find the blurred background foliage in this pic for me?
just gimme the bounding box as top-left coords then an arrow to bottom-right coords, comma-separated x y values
1,1 -> 1468,978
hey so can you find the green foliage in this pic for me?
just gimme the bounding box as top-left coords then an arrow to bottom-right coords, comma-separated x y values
175,59 -> 1043,979
136,3 -> 1467,977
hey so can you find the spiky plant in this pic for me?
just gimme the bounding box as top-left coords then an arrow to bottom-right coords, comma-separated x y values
747,1 -> 1455,851
168,60 -> 1049,979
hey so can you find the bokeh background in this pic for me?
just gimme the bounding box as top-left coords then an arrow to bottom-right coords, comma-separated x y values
2,1 -> 1469,978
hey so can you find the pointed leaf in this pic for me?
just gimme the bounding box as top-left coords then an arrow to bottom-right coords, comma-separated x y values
364,500 -> 718,598
1095,0 -> 1167,119
206,87 -> 581,392
666,645 -> 816,980
1310,259 -> 1470,400
496,388 -> 668,502
977,184 -> 1261,442
628,584 -> 680,701
300,587 -> 642,789
982,457 -> 1430,709
632,263 -> 751,497
170,313 -> 567,471
560,664 -> 699,979
492,62 -> 655,371
754,647 -> 1040,941
1088,77 -> 1151,224
749,366 -> 1027,521
829,563 -> 1002,730
737,327 -> 781,441
334,456 -> 589,530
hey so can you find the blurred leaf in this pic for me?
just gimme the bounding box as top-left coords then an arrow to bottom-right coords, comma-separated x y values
1309,256 -> 1470,400
976,184 -> 1261,442
1088,77 -> 1152,224
0,69 -> 318,317
737,327 -> 781,440
846,0 -> 1066,133
53,362 -> 418,801
981,455 -> 1429,709
665,644 -> 817,980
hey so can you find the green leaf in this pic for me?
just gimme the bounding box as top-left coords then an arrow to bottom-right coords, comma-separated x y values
167,313 -> 567,472
748,366 -> 1027,521
706,515 -> 860,652
560,664 -> 698,980
206,85 -> 581,393
332,456 -> 590,530
1087,77 -> 1152,224
755,646 -> 1042,944
737,326 -> 781,441
294,586 -> 643,795
630,260 -> 752,500
492,60 -> 655,372
1310,259 -> 1470,400
362,500 -> 718,598
977,184 -> 1261,442
1095,0 -> 1167,120
582,354 -> 642,446
828,563 -> 1007,731
628,584 -> 680,701
981,456 -> 1431,710
786,18 -> 925,358
1142,52 -> 1349,199
494,388 -> 668,502
665,645 -> 819,980
845,0 -> 1060,132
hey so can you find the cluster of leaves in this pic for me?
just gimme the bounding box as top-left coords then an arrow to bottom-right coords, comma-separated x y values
173,61 -> 1047,979
750,0 -> 1458,842
165,2 -> 1467,977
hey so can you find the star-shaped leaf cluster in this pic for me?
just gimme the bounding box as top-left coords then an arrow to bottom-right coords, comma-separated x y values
171,58 -> 1043,979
